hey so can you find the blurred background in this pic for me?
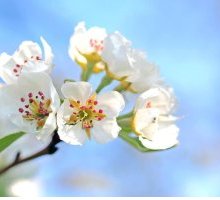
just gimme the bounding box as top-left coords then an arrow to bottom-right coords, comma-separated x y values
0,0 -> 219,196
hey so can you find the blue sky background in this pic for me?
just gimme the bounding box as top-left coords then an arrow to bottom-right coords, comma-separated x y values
0,0 -> 220,196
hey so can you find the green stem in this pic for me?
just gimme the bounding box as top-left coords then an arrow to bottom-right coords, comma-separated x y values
81,70 -> 87,81
117,111 -> 133,120
96,75 -> 113,93
114,84 -> 125,92
114,82 -> 131,92
81,62 -> 95,81
0,132 -> 61,176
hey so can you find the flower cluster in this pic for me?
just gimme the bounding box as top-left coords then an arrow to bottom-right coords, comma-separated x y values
0,22 -> 179,152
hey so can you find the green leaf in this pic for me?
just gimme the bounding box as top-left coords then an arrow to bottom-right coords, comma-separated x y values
117,118 -> 133,132
119,131 -> 152,152
0,132 -> 26,153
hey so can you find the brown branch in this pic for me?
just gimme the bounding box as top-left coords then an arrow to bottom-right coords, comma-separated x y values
0,132 -> 61,176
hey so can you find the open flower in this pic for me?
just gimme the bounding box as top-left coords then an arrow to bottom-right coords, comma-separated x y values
0,72 -> 60,140
101,31 -> 139,81
0,37 -> 53,84
57,81 -> 125,145
69,21 -> 107,73
132,87 -> 179,150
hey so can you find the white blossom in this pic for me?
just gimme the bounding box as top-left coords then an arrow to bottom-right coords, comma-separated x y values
0,72 -> 60,140
57,81 -> 125,145
69,21 -> 107,72
133,87 -> 179,150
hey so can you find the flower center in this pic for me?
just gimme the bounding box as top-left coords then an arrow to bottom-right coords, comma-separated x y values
18,91 -> 52,130
89,39 -> 104,52
66,94 -> 106,130
13,56 -> 41,77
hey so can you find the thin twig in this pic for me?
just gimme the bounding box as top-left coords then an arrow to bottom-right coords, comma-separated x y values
0,132 -> 61,176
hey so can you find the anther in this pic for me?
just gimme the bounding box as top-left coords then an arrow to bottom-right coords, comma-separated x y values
18,108 -> 24,113
20,98 -> 25,102
38,91 -> 43,96
28,93 -> 33,98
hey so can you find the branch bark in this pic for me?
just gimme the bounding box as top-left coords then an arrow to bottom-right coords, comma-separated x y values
0,132 -> 61,176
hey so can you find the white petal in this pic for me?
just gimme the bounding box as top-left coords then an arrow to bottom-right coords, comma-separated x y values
36,113 -> 57,140
96,91 -> 125,118
17,40 -> 42,60
0,52 -> 11,66
57,99 -> 74,125
57,102 -> 87,145
129,52 -> 162,92
133,108 -> 160,137
0,115 -> 20,137
0,54 -> 18,84
69,22 -> 87,63
40,37 -> 54,67
158,115 -> 179,128
68,43 -> 87,65
87,26 -> 107,42
102,32 -> 136,78
139,124 -> 179,150
58,123 -> 87,145
61,81 -> 93,103
92,118 -> 121,144
75,21 -> 86,34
